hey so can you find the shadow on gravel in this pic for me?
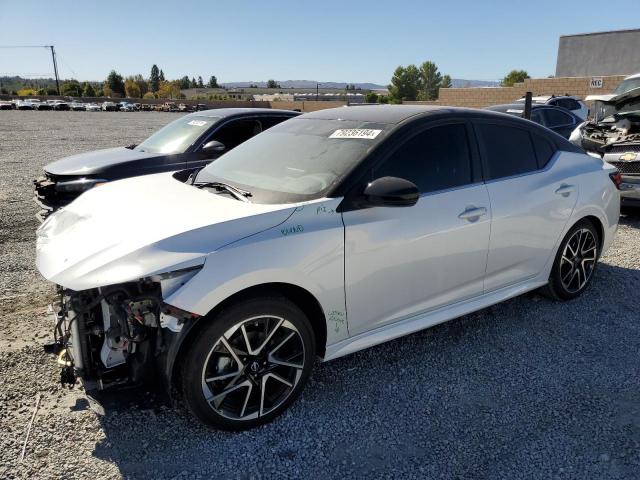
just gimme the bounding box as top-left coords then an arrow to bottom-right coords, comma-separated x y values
87,260 -> 640,479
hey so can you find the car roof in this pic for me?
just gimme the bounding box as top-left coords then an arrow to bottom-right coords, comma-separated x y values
300,104 -> 454,124
515,95 -> 580,102
486,103 -> 567,112
188,108 -> 300,119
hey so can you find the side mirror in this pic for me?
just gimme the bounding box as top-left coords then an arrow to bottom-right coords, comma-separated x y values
201,140 -> 226,154
363,176 -> 419,207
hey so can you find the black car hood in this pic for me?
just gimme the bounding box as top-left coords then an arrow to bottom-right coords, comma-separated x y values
45,147 -> 160,176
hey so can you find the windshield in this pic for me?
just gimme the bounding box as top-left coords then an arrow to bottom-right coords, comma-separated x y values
196,118 -> 391,202
614,78 -> 640,95
135,115 -> 219,154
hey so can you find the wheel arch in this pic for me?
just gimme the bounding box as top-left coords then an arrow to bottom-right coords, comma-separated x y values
165,282 -> 327,395
581,215 -> 604,252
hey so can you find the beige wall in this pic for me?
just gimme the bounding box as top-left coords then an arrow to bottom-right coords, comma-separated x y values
268,100 -> 346,112
406,75 -> 627,109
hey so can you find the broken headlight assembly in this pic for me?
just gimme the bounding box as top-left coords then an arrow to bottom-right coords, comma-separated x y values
55,178 -> 108,193
46,266 -> 202,390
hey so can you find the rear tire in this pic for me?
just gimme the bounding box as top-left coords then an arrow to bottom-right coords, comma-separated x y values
181,296 -> 315,430
542,219 -> 600,301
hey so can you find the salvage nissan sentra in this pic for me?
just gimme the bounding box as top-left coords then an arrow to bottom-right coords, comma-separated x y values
36,105 -> 620,430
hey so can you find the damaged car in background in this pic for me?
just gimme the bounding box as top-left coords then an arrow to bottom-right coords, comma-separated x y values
570,77 -> 640,208
33,108 -> 299,221
37,105 -> 620,430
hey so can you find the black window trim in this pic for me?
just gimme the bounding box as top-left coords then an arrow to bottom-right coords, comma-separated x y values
472,118 -> 553,184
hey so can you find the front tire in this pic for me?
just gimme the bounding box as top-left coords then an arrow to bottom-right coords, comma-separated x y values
181,296 -> 315,430
542,220 -> 600,301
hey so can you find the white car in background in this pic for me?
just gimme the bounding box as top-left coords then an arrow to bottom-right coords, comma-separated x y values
515,95 -> 589,120
101,101 -> 117,111
36,105 -> 620,430
85,103 -> 101,111
70,101 -> 86,111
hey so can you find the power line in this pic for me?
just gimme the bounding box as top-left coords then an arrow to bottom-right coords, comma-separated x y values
0,45 -> 60,94
0,45 -> 52,48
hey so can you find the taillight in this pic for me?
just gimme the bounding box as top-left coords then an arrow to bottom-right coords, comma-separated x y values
609,171 -> 622,190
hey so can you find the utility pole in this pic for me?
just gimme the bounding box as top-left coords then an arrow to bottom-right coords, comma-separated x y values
48,46 -> 60,95
0,45 -> 61,95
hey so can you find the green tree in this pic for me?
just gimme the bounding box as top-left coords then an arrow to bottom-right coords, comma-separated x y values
441,74 -> 452,89
149,64 -> 160,93
143,91 -> 156,99
197,76 -> 204,88
159,69 -> 165,82
61,80 -> 82,97
418,61 -> 442,100
379,95 -> 389,104
105,70 -> 125,97
388,65 -> 421,103
180,76 -> 191,89
501,70 -> 529,87
82,82 -> 96,97
190,77 -> 197,88
208,76 -> 219,88
36,87 -> 47,95
365,92 -> 379,103
266,79 -> 280,89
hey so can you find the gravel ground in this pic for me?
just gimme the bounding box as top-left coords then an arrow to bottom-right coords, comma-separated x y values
1,110 -> 639,479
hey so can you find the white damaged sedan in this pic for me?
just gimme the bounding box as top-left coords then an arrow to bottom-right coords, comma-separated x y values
36,105 -> 620,430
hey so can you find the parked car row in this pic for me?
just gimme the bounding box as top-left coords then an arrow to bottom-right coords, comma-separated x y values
0,99 -> 212,112
34,104 -> 622,431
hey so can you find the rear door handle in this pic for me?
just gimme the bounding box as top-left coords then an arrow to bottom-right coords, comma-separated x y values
458,206 -> 487,220
555,184 -> 575,197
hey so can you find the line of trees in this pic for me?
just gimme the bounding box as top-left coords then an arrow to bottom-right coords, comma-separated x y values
8,65 -> 224,99
105,65 -> 222,99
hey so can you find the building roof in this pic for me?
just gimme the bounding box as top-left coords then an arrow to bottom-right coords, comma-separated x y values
559,28 -> 640,38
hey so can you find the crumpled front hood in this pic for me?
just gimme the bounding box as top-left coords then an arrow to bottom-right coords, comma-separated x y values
36,172 -> 295,290
45,146 -> 160,176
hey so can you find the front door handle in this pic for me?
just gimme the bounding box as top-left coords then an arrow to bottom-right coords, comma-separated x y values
555,184 -> 575,197
458,206 -> 487,221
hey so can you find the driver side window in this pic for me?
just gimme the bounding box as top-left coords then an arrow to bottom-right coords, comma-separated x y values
373,123 -> 473,194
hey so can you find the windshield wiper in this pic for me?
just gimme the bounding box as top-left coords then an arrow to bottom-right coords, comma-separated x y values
194,181 -> 252,202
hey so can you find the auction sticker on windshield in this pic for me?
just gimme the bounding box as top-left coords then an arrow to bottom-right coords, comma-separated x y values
188,120 -> 208,127
329,129 -> 382,139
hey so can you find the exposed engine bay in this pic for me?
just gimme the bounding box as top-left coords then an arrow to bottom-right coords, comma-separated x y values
48,273 -> 199,391
572,89 -> 640,202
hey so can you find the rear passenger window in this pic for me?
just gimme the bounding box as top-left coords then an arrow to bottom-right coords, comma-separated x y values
374,124 -> 472,193
476,124 -> 538,180
557,98 -> 580,110
532,134 -> 555,168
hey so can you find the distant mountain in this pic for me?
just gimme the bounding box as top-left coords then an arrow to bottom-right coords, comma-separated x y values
451,79 -> 500,88
221,79 -> 500,90
221,80 -> 387,90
